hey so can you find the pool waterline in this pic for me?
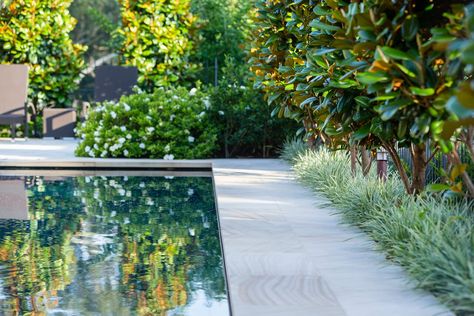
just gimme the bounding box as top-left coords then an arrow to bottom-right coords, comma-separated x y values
0,171 -> 231,316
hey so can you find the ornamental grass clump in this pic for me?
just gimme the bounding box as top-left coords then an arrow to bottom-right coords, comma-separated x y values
75,86 -> 217,159
287,142 -> 474,314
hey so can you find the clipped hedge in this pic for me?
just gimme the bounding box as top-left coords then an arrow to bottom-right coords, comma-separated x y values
75,87 -> 217,159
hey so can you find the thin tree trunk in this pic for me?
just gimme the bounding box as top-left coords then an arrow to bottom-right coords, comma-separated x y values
382,141 -> 412,194
410,143 -> 427,194
360,145 -> 372,176
350,145 -> 357,177
461,127 -> 474,163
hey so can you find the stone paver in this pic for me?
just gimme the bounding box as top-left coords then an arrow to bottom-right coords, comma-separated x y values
0,139 -> 452,316
212,159 -> 452,316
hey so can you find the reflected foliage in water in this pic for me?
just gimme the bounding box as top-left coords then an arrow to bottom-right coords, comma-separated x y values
0,175 -> 229,315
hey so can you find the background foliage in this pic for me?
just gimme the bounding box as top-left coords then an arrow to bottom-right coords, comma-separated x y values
0,0 -> 86,135
190,0 -> 253,85
70,0 -> 121,61
208,57 -> 297,157
117,0 -> 199,91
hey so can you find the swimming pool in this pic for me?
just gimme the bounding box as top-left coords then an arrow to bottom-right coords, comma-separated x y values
0,172 -> 230,315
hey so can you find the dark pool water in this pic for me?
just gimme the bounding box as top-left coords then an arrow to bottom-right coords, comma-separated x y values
0,175 -> 230,316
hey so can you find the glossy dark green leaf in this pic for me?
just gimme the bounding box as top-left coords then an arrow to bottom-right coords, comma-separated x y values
410,87 -> 435,96
352,124 -> 371,141
380,46 -> 411,61
309,19 -> 340,31
402,16 -> 418,41
356,71 -> 390,85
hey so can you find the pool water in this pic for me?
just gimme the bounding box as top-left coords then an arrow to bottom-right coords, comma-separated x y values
0,174 -> 230,315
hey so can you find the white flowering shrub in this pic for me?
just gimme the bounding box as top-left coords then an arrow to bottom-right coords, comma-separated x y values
75,86 -> 218,159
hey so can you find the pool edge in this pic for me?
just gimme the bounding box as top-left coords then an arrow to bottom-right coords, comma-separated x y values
211,163 -> 235,316
0,159 -> 212,171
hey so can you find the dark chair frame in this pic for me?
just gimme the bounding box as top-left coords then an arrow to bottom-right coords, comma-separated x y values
94,65 -> 138,102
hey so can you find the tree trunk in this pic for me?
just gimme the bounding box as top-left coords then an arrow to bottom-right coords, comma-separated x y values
350,145 -> 357,177
460,127 -> 474,164
410,143 -> 427,194
360,145 -> 372,176
382,141 -> 412,194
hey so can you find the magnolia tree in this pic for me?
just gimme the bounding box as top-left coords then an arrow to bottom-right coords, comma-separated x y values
0,0 -> 86,136
250,0 -> 471,195
117,0 -> 199,91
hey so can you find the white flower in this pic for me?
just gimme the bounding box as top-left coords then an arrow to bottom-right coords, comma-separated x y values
146,197 -> 154,206
120,126 -> 127,132
126,134 -> 132,140
85,146 -> 91,153
101,151 -> 107,157
218,110 -> 224,116
123,103 -> 131,112
187,188 -> 194,196
189,88 -> 197,96
146,115 -> 152,120
123,149 -> 129,156
188,136 -> 195,143
118,188 -> 125,196
170,114 -> 175,121
118,137 -> 126,144
93,144 -> 99,150
199,111 -> 206,117
164,144 -> 171,153
126,190 -> 132,197
172,95 -> 179,100
147,127 -> 155,133
139,182 -> 145,188
104,143 -> 109,149
94,131 -> 100,137
240,85 -> 246,90
203,98 -> 211,109
188,228 -> 195,236
139,143 -> 146,149
163,154 -> 175,160
110,111 -> 117,119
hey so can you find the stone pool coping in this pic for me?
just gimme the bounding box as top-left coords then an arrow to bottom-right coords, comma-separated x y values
0,158 -> 212,170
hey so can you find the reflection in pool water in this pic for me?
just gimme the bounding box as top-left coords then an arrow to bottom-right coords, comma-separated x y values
0,175 -> 230,315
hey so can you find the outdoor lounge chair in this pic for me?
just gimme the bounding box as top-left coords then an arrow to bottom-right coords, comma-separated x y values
0,64 -> 29,139
94,65 -> 138,102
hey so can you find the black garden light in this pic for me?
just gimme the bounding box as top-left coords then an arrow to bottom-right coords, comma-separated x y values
377,148 -> 388,181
